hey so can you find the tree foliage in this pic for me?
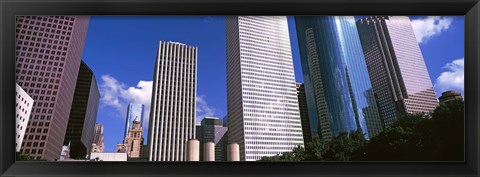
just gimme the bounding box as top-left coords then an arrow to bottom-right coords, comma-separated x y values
16,152 -> 47,161
16,152 -> 33,161
259,100 -> 464,161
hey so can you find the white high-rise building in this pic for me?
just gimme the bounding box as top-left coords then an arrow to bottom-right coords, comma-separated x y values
16,83 -> 34,152
148,41 -> 197,161
226,16 -> 304,161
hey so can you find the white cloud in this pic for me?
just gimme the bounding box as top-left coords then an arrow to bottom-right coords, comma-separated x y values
434,58 -> 464,96
99,75 -> 220,128
411,16 -> 453,44
99,75 -> 153,128
196,95 -> 216,125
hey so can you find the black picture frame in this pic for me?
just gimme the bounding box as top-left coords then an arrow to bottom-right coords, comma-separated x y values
1,0 -> 478,176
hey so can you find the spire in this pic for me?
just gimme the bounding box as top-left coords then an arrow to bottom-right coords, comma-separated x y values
133,116 -> 140,123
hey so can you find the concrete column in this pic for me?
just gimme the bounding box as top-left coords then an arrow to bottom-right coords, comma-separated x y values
204,141 -> 215,161
227,142 -> 240,161
186,139 -> 199,161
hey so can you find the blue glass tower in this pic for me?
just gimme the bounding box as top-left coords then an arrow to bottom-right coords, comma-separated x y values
295,16 -> 383,140
124,103 -> 145,138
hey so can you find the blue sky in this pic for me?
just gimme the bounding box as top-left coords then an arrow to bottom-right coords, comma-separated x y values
82,16 -> 464,152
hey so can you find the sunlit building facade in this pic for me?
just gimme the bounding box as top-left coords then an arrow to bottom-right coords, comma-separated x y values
16,83 -> 34,152
226,16 -> 304,161
356,16 -> 439,127
91,123 -> 104,153
148,41 -> 197,161
15,16 -> 90,161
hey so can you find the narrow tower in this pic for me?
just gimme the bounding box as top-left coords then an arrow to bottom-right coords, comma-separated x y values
148,41 -> 197,161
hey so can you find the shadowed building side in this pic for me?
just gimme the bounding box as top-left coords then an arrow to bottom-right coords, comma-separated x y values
64,61 -> 100,159
296,83 -> 312,144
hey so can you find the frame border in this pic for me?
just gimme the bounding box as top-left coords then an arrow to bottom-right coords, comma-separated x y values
1,0 -> 478,176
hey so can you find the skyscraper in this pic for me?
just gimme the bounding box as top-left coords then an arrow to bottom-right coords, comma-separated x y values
295,16 -> 383,140
15,16 -> 90,161
196,117 -> 228,161
124,103 -> 144,138
148,41 -> 197,161
296,83 -> 312,144
64,61 -> 100,159
226,16 -> 304,161
356,16 -> 439,127
16,83 -> 34,152
91,123 -> 104,153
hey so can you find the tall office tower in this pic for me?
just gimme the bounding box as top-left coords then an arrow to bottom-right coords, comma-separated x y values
124,103 -> 144,138
120,117 -> 143,158
295,16 -> 383,140
197,117 -> 228,161
226,16 -> 304,161
296,83 -> 312,144
148,41 -> 197,161
63,61 -> 100,159
16,83 -> 34,152
356,16 -> 439,127
15,16 -> 90,161
91,123 -> 104,153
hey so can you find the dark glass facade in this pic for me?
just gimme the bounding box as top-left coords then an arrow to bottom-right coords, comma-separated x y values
64,61 -> 100,159
296,83 -> 312,144
197,117 -> 228,161
295,16 -> 383,140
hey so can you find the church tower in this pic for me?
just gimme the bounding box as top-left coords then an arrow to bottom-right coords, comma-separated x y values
119,116 -> 143,158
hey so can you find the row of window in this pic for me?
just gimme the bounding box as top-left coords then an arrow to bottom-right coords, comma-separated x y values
17,40 -> 68,51
16,34 -> 70,47
21,148 -> 44,156
28,121 -> 50,127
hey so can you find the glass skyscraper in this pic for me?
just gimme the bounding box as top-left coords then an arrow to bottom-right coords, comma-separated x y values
124,103 -> 144,138
226,16 -> 304,161
356,16 -> 438,127
295,16 -> 383,140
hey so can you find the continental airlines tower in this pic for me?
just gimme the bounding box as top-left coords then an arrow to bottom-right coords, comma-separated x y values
148,41 -> 197,161
226,16 -> 304,161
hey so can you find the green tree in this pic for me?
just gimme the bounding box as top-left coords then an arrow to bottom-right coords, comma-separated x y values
304,138 -> 329,161
323,130 -> 367,161
16,152 -> 33,161
259,145 -> 305,161
258,100 -> 464,161
422,99 -> 464,160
